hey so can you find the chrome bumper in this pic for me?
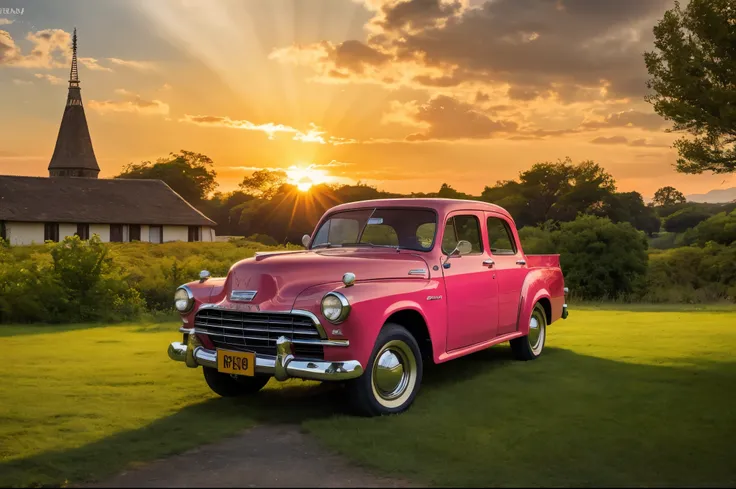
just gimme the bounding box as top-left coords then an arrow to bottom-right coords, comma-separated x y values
168,330 -> 363,382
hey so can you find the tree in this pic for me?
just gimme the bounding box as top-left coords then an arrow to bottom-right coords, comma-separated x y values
116,150 -> 218,203
644,0 -> 736,174
653,186 -> 687,206
554,215 -> 649,300
601,191 -> 662,236
239,169 -> 288,200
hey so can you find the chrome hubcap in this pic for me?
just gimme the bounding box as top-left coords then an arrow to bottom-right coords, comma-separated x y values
528,310 -> 545,355
372,340 -> 416,407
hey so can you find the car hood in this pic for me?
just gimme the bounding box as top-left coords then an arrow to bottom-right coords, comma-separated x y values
213,248 -> 431,311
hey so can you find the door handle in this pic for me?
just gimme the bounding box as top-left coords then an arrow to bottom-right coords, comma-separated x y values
516,259 -> 526,265
483,259 -> 495,267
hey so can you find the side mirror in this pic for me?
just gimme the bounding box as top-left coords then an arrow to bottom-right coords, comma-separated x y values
302,234 -> 311,248
449,240 -> 473,257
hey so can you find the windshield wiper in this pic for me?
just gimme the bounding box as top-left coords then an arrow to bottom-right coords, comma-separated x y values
342,242 -> 400,250
311,242 -> 340,249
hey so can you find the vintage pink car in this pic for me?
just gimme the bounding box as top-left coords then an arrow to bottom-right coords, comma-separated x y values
168,198 -> 568,416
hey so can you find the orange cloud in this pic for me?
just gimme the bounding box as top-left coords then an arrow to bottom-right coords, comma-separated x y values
107,58 -> 157,71
34,73 -> 64,85
89,89 -> 169,115
0,28 -> 70,68
179,115 -> 356,145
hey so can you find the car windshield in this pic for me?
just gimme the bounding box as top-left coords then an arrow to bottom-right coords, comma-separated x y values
310,208 -> 437,252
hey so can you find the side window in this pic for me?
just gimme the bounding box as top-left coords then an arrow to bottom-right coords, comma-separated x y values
442,215 -> 483,254
487,217 -> 517,255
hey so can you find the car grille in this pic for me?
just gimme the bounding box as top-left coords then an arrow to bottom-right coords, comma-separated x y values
194,308 -> 324,360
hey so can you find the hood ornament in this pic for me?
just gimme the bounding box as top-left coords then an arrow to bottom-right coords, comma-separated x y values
342,272 -> 356,287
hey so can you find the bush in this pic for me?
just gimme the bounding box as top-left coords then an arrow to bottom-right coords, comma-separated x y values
0,236 -> 144,323
663,207 -> 712,233
645,243 -> 736,302
683,210 -> 736,246
244,233 -> 279,246
554,216 -> 649,300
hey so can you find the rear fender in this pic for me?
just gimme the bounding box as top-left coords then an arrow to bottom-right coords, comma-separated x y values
516,268 -> 564,334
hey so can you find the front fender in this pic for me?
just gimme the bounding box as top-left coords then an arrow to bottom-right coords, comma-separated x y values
292,278 -> 446,367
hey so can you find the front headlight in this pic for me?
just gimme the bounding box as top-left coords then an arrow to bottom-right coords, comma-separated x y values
321,292 -> 350,323
174,286 -> 194,313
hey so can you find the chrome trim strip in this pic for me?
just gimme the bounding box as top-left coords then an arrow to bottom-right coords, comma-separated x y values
291,309 -> 327,338
408,268 -> 427,276
230,290 -> 258,302
192,322 -> 320,335
192,306 -> 328,340
168,340 -> 362,381
179,326 -> 194,334
193,328 -> 348,347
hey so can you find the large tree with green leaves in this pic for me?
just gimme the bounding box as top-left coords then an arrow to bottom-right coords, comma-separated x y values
644,0 -> 736,174
653,186 -> 687,206
116,150 -> 218,203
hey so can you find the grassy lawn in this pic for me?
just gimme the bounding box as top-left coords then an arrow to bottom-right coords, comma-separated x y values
1,307 -> 735,487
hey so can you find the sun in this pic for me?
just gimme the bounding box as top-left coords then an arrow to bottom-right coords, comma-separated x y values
286,165 -> 330,192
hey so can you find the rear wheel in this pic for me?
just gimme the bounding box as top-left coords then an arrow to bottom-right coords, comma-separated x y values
510,302 -> 547,361
347,323 -> 423,417
203,367 -> 270,397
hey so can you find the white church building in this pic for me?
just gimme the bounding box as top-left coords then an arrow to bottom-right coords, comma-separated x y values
0,30 -> 216,246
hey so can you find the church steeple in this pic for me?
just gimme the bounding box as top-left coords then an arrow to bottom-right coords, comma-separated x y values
48,28 -> 100,178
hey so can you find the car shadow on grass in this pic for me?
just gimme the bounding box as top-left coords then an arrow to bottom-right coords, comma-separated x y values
4,346 -> 735,488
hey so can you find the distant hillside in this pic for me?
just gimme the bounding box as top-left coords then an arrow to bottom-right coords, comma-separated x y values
686,187 -> 736,203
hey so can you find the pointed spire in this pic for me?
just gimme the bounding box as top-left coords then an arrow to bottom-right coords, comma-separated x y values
48,28 -> 100,178
69,27 -> 79,87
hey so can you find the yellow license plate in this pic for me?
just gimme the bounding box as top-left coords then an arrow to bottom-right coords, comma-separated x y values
217,349 -> 255,376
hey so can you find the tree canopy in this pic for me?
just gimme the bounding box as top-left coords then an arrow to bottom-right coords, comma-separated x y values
115,150 -> 218,203
644,0 -> 736,174
653,186 -> 687,206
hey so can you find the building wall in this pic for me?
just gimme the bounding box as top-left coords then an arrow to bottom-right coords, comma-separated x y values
90,224 -> 110,242
162,225 -> 188,243
59,223 -> 77,240
5,222 -> 216,245
6,222 -> 44,245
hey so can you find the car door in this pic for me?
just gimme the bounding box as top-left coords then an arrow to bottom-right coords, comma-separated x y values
484,212 -> 526,335
441,211 -> 499,351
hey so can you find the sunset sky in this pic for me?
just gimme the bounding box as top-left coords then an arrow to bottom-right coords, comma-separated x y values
1,0 -> 734,199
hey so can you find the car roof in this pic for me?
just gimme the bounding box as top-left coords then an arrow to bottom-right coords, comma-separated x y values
327,198 -> 512,219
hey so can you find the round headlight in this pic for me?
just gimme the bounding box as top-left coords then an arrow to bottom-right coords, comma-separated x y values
174,286 -> 193,312
321,292 -> 350,323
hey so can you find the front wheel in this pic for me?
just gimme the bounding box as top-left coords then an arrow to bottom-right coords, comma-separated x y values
346,323 -> 423,417
203,367 -> 270,397
510,302 -> 547,361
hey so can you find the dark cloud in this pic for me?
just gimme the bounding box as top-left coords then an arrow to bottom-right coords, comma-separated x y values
396,0 -> 672,99
405,95 -> 517,140
582,110 -> 668,131
591,135 -> 629,144
333,40 -> 390,74
379,0 -> 463,31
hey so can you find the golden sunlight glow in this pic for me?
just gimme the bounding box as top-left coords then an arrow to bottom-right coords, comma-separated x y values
286,164 -> 330,192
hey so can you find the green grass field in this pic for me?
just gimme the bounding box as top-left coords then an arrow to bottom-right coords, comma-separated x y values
1,307 -> 735,487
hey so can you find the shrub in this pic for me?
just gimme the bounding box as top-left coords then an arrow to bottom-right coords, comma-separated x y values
683,210 -> 736,246
645,243 -> 736,302
554,215 -> 649,300
663,207 -> 712,233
